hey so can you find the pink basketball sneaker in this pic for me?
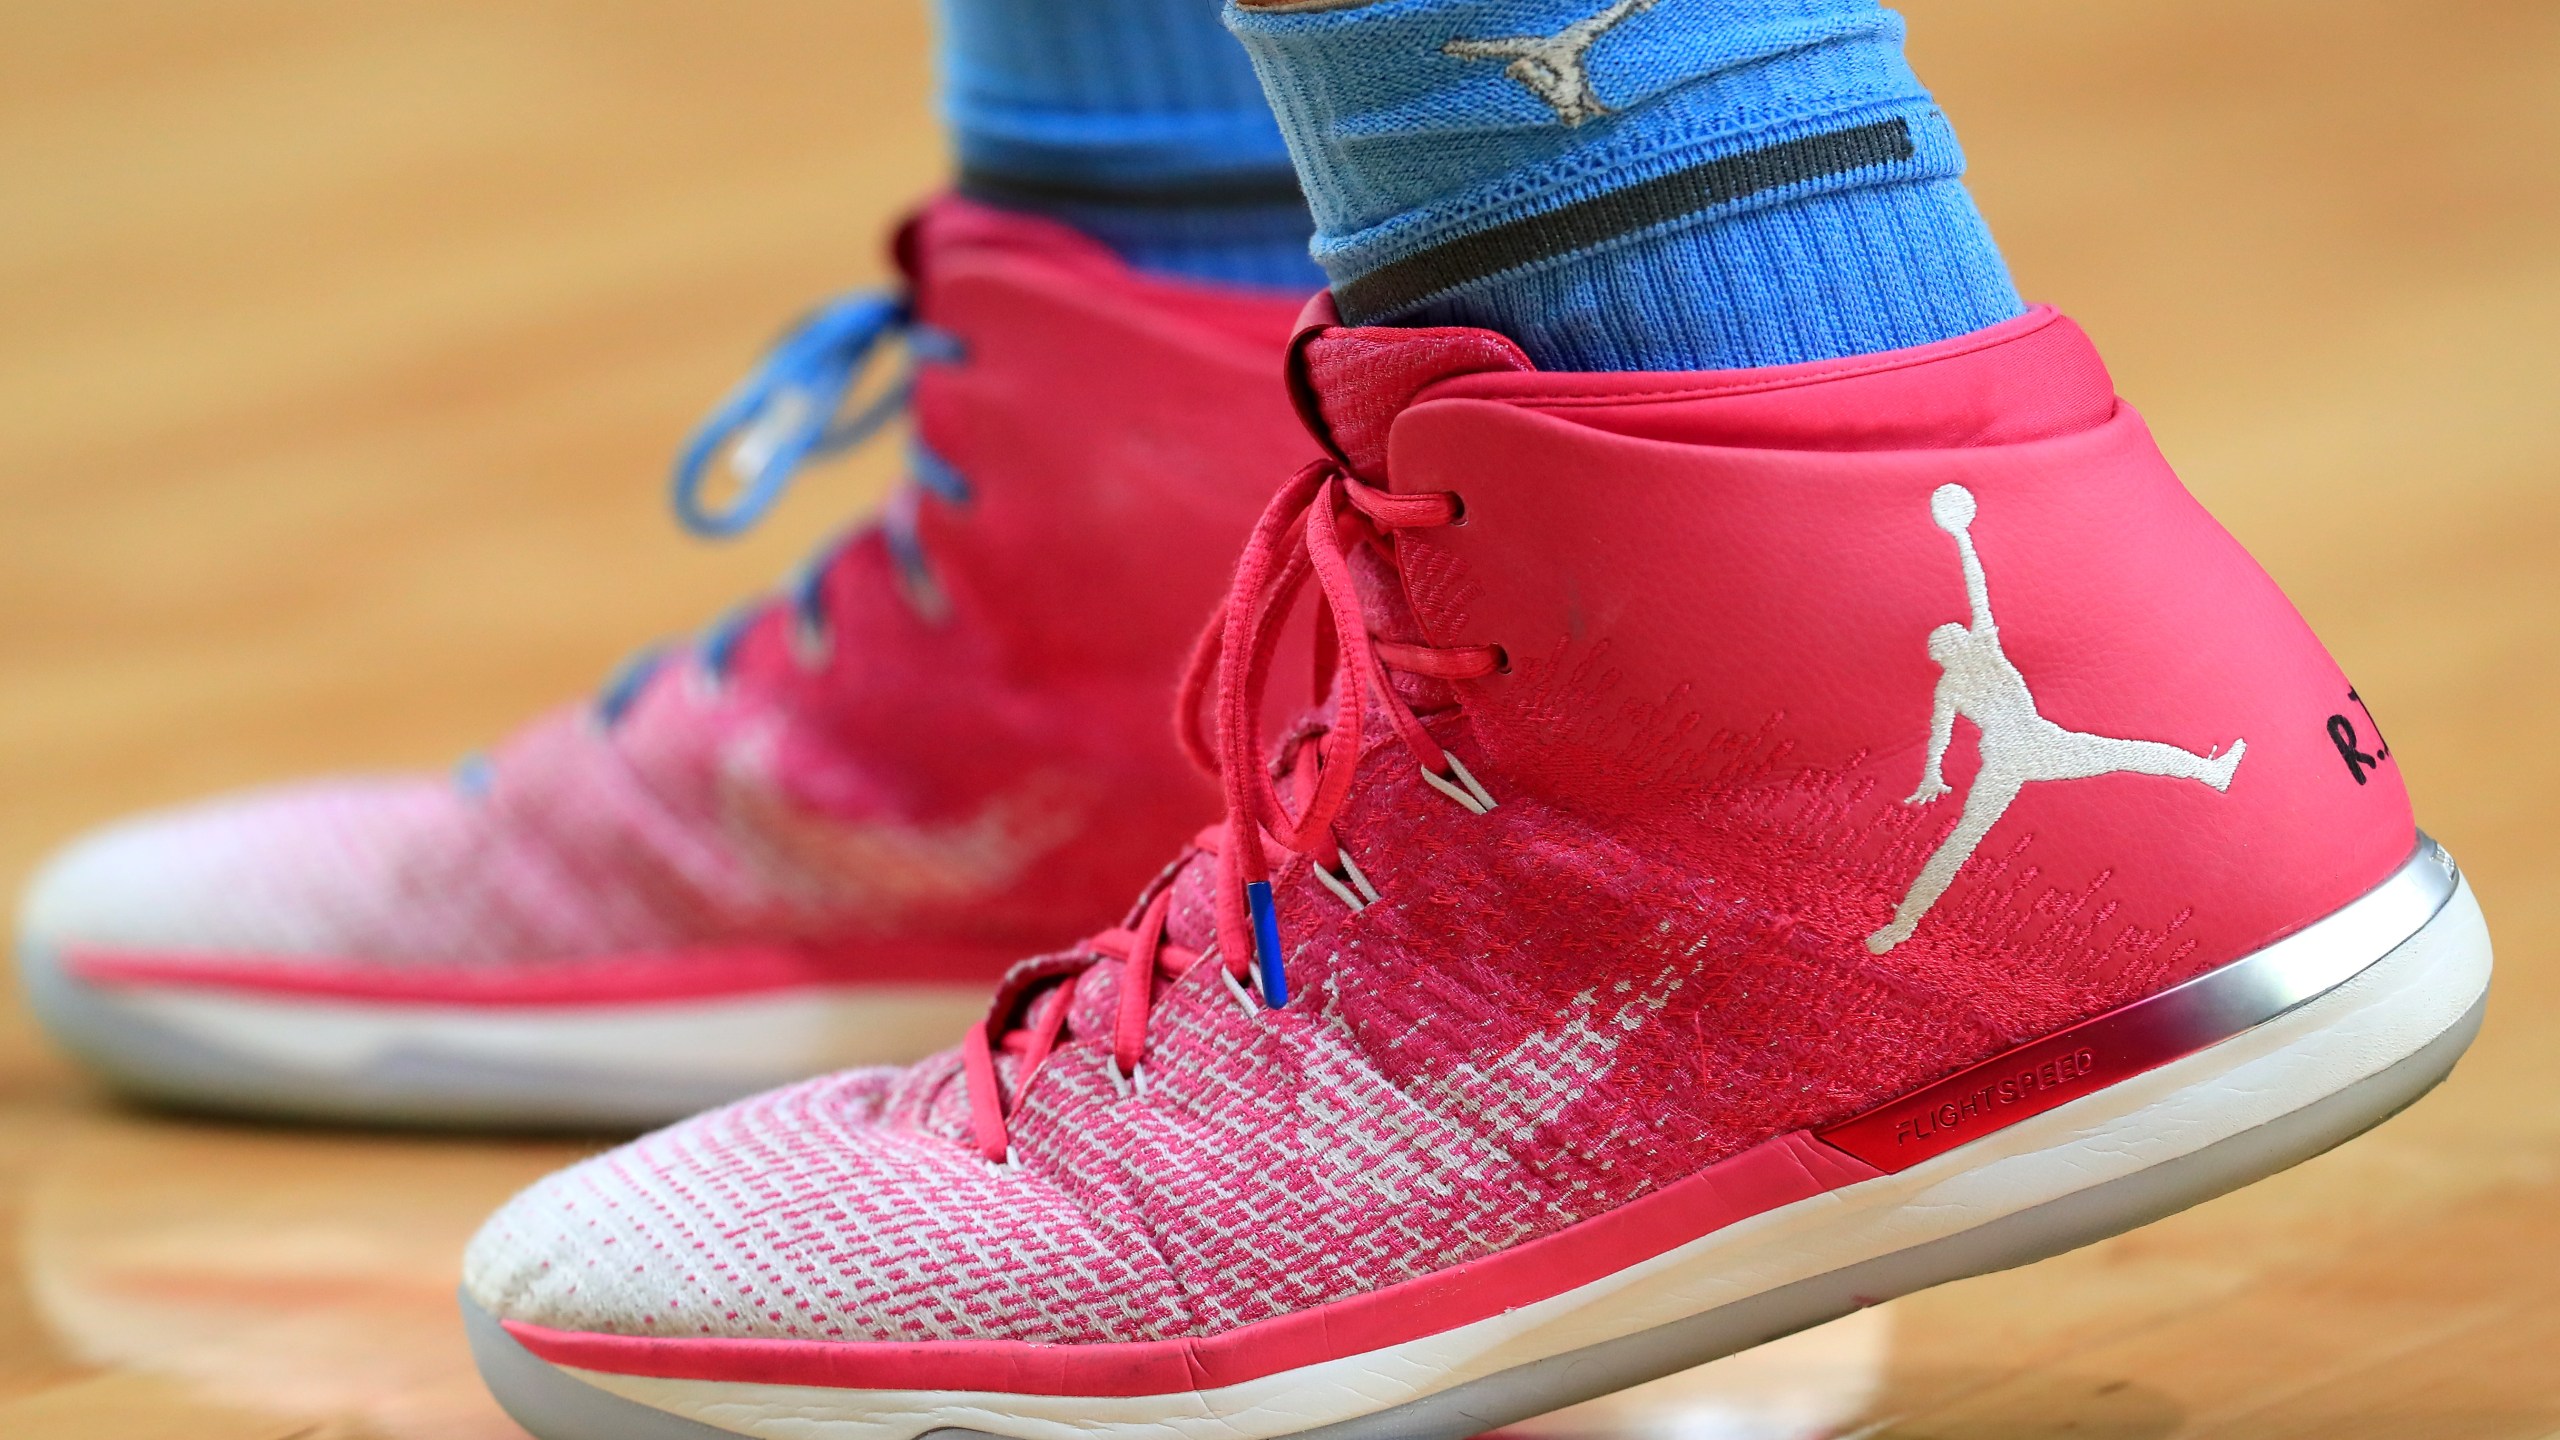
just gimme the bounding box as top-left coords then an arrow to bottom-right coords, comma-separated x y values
459,307 -> 2490,1439
15,201 -> 1313,1126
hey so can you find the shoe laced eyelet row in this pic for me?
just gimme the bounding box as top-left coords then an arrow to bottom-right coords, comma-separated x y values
1418,750 -> 1498,815
1310,845 -> 1382,914
590,294 -> 968,727
953,461 -> 1506,1168
1173,462 -> 1506,1006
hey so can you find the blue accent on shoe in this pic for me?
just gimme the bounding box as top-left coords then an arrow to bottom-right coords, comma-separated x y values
787,536 -> 849,637
867,439 -> 977,615
593,291 -> 973,728
1245,879 -> 1290,1008
670,293 -> 919,539
936,0 -> 1326,289
696,603 -> 763,685
1224,0 -> 2024,370
906,436 -> 974,507
594,646 -> 670,728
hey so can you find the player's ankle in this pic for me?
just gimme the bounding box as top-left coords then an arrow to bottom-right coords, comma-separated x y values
1225,0 -> 2025,367
940,0 -> 1324,289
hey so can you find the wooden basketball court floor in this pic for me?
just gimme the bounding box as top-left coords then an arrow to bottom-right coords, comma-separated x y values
3,3 -> 2557,1436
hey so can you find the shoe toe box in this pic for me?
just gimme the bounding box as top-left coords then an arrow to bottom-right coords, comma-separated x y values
463,1070 -> 1192,1347
18,777 -> 462,963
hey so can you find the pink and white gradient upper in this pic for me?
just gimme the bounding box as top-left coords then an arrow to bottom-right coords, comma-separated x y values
456,725 -> 2017,1350
23,774 -> 483,962
458,794 -> 1726,1349
19,684 -> 1077,972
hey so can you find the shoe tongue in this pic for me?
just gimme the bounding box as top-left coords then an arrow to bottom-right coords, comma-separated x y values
1290,324 -> 1534,479
1062,950 -> 1125,1041
1158,845 -> 1231,969
1039,846 -> 1225,1044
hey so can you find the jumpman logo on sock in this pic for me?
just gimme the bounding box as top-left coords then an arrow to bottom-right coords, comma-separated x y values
1867,484 -> 2247,955
1441,0 -> 1659,127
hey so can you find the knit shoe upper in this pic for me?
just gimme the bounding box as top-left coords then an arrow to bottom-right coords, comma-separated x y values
464,305 -> 2422,1365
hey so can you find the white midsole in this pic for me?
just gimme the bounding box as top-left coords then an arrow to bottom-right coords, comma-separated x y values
564,876 -> 2492,1440
100,983 -> 990,1081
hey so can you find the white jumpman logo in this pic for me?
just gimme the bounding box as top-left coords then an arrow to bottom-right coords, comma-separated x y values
1441,0 -> 1660,127
1866,484 -> 2247,955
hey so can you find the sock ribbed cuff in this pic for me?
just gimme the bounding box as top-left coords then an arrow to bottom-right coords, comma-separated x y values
940,0 -> 1295,184
1325,103 -> 1960,323
1226,0 -> 2025,367
935,0 -> 1326,288
1402,173 -> 2023,369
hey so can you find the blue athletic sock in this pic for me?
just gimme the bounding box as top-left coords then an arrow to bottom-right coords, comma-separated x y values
934,0 -> 1328,291
1224,0 -> 2025,370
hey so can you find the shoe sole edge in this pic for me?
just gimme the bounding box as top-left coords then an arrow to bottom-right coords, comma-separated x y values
16,939 -> 985,1128
465,847 -> 2493,1438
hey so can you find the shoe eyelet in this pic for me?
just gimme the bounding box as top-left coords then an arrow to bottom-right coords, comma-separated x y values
1445,492 -> 1469,526
1491,644 -> 1512,675
1420,751 -> 1498,814
1217,959 -> 1263,1019
1310,846 -> 1382,914
790,614 -> 834,672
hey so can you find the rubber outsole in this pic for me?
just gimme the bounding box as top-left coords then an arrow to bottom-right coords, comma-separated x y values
460,867 -> 2490,1440
461,993 -> 2483,1440
15,938 -> 980,1130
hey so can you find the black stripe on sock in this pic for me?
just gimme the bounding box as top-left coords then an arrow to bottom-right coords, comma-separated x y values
1333,118 -> 1918,324
958,164 -> 1312,212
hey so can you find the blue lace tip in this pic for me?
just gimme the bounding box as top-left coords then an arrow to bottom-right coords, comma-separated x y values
1245,881 -> 1288,1009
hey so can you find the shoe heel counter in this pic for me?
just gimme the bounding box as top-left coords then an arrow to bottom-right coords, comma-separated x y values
1394,383 -> 2415,999
1827,401 -> 2421,983
2053,405 -> 2419,957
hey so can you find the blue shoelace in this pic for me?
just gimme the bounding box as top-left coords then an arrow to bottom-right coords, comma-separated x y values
591,291 -> 969,729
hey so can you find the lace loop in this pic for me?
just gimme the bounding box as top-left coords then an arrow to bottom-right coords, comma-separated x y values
961,1019 -> 1010,1163
670,292 -> 918,539
1109,890 -> 1177,1080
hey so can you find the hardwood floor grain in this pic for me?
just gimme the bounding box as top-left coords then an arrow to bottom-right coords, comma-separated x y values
3,4 -> 2553,1436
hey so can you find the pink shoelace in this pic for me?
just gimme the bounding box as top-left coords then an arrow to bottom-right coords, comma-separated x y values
958,460 -> 1504,1163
